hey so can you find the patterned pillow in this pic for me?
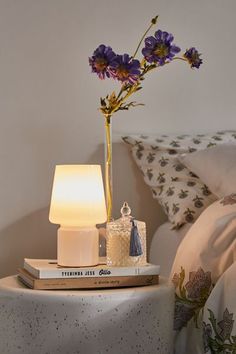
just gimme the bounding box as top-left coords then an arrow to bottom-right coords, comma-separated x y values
179,144 -> 236,198
122,131 -> 236,228
170,195 -> 236,352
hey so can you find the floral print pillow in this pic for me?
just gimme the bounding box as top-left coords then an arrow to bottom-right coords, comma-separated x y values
170,195 -> 236,353
123,131 -> 236,228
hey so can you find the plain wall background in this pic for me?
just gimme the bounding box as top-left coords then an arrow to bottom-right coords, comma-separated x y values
0,0 -> 235,277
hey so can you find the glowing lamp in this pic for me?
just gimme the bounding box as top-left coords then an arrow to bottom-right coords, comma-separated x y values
49,165 -> 107,266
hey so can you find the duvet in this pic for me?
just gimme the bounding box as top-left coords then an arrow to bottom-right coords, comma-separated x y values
170,194 -> 236,354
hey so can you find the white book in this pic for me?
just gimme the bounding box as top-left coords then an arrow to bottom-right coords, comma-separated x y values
24,258 -> 160,279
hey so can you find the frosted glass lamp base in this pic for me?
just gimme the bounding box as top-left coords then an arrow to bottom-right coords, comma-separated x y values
57,226 -> 99,267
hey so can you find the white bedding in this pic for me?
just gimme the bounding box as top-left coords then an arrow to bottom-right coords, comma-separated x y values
149,222 -> 191,277
203,261 -> 236,354
170,195 -> 236,354
149,196 -> 236,353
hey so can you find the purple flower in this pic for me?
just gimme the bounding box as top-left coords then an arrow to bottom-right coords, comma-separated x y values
185,268 -> 212,300
202,322 -> 212,352
142,30 -> 181,65
184,47 -> 202,69
174,302 -> 195,331
110,54 -> 141,84
220,193 -> 236,206
218,308 -> 234,340
89,45 -> 116,79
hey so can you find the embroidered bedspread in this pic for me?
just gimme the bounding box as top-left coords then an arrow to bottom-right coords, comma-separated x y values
170,194 -> 236,354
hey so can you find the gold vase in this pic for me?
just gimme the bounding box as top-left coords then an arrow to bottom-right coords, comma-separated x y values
104,114 -> 112,222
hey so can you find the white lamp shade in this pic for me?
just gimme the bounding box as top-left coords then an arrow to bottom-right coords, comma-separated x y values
49,165 -> 107,227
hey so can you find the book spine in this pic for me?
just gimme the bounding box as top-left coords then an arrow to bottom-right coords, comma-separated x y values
24,263 -> 39,278
24,262 -> 160,279
18,273 -> 159,290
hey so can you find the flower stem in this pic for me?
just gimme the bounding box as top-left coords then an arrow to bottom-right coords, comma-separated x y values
104,115 -> 113,222
173,56 -> 188,62
109,83 -> 138,115
132,15 -> 159,59
116,83 -> 128,100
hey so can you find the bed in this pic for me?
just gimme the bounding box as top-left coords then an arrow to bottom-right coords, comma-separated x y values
123,131 -> 236,353
149,222 -> 191,277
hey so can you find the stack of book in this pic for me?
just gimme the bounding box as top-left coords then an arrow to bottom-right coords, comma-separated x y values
18,258 -> 160,290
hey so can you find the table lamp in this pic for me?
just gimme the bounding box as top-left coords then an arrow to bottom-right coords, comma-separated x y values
49,165 -> 107,267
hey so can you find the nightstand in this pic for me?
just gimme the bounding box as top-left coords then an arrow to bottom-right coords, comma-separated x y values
0,275 -> 174,354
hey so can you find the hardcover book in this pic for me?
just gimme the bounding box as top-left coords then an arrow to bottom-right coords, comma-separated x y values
24,258 -> 160,279
18,268 -> 159,290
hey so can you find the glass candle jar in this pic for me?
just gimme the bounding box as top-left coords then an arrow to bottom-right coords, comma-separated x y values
106,202 -> 147,266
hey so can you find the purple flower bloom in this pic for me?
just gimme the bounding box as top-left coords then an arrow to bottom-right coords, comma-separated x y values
184,47 -> 202,69
202,322 -> 213,352
174,302 -> 195,331
218,308 -> 234,340
110,54 -> 141,84
89,45 -> 116,79
220,193 -> 236,206
142,30 -> 181,65
185,268 -> 212,300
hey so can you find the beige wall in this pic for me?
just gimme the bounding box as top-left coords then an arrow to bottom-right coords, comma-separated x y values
0,0 -> 236,277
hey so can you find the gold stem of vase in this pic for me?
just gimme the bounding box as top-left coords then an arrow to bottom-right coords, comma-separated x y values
104,115 -> 112,222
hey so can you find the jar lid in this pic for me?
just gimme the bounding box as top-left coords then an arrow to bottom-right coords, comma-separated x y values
120,201 -> 131,217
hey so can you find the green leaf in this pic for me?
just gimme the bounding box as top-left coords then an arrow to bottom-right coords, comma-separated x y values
208,309 -> 221,340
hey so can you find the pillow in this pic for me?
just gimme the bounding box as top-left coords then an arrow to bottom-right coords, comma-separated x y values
170,196 -> 236,351
123,131 -> 236,228
171,195 -> 236,292
179,143 -> 236,198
